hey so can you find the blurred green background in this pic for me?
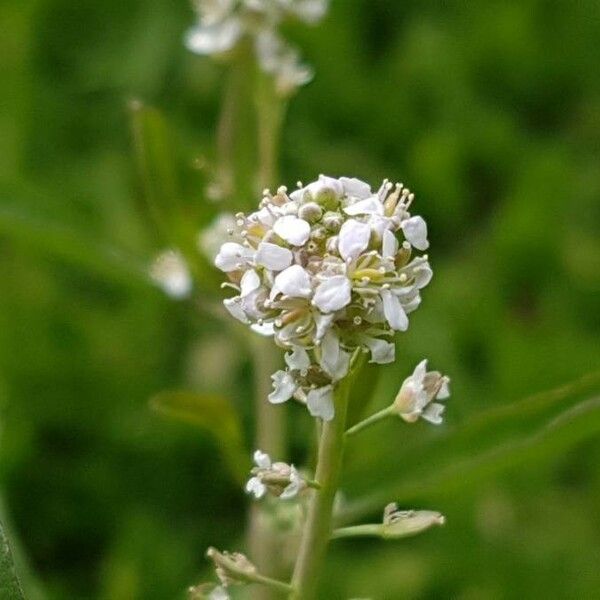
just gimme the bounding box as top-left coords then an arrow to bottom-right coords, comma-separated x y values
1,0 -> 600,598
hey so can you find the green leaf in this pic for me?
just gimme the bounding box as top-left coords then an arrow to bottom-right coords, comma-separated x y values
340,371 -> 600,524
150,391 -> 248,484
0,520 -> 26,600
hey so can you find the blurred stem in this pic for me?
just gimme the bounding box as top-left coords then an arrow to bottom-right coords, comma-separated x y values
247,74 -> 288,600
290,378 -> 352,600
247,338 -> 284,600
215,64 -> 241,203
255,73 -> 286,191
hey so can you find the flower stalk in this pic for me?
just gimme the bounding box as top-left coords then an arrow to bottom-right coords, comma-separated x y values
289,376 -> 353,600
345,405 -> 394,437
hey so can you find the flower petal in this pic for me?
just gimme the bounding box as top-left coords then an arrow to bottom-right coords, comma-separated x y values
313,312 -> 334,342
381,289 -> 408,331
268,370 -> 297,404
253,449 -> 271,469
338,219 -> 371,261
240,269 -> 261,297
273,215 -> 311,246
223,296 -> 249,323
251,322 -> 275,336
285,346 -> 311,371
382,229 -> 399,259
280,466 -> 302,499
401,216 -> 429,250
215,242 -> 253,272
245,476 -> 267,499
255,242 -> 293,271
343,196 -> 383,216
319,330 -> 350,380
363,337 -> 395,364
270,265 -> 312,300
436,377 -> 451,400
306,175 -> 343,198
422,402 -> 445,425
312,276 -> 352,313
340,176 -> 372,199
306,385 -> 334,421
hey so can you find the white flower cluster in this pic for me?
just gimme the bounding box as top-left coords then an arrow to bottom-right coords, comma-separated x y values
214,175 -> 433,421
186,0 -> 328,95
245,449 -> 305,499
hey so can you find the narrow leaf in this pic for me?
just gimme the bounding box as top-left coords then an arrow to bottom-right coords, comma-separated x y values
340,372 -> 600,523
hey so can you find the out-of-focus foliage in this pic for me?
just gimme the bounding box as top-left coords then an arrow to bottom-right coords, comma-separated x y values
0,1 -> 599,599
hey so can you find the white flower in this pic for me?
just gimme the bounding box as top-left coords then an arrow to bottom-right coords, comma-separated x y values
246,449 -> 307,500
306,385 -> 334,421
401,216 -> 429,250
185,18 -> 242,55
186,0 -> 328,94
215,242 -> 253,272
150,250 -> 192,299
255,30 -> 314,96
393,359 -> 450,424
216,175 -> 433,420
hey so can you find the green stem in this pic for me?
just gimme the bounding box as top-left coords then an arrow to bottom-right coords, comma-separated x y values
251,574 -> 293,595
345,405 -> 394,437
289,379 -> 352,600
330,524 -> 382,540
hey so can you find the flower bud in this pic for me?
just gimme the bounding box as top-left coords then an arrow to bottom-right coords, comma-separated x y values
392,359 -> 450,425
206,548 -> 256,587
322,211 -> 343,232
298,201 -> 323,223
382,503 -> 445,539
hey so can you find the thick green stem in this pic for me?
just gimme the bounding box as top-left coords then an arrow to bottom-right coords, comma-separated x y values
289,380 -> 352,600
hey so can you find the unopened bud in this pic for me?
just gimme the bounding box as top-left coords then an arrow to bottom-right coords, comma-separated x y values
382,503 -> 445,539
298,202 -> 323,223
322,211 -> 343,232
206,548 -> 256,587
